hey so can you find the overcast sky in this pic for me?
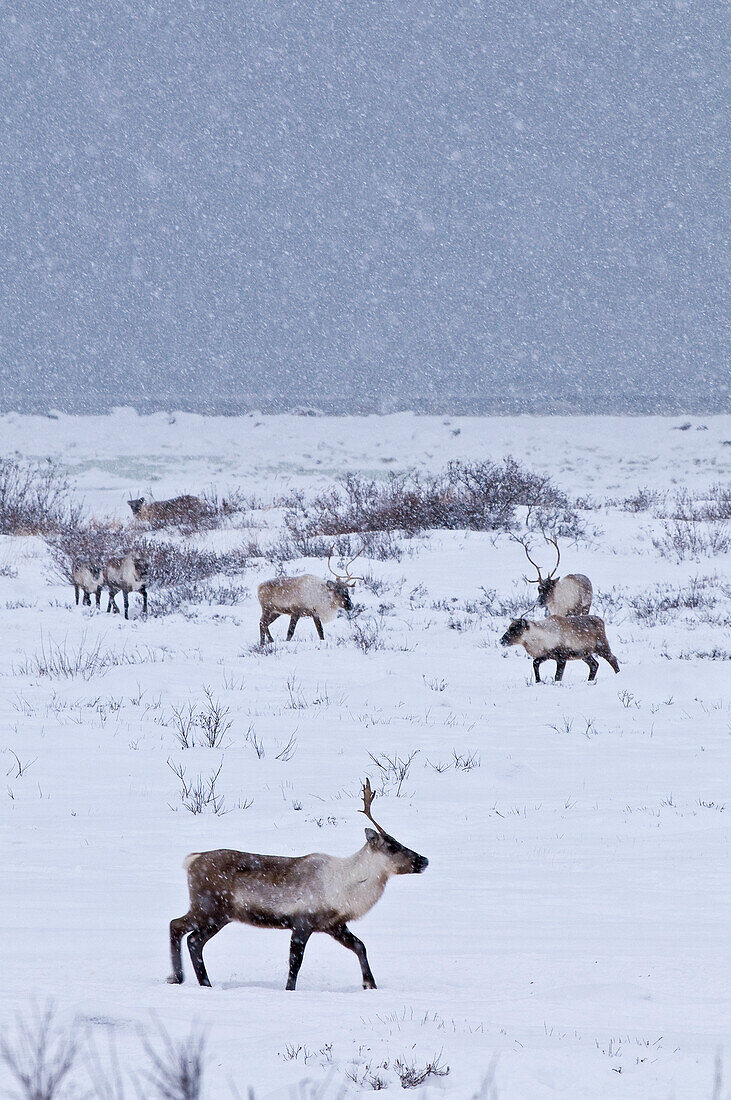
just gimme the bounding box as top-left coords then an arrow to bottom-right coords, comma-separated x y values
1,1 -> 727,415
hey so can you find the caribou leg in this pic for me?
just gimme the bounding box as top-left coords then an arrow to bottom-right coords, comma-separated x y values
286,614 -> 300,640
532,657 -> 544,683
329,924 -> 376,989
598,644 -> 620,674
286,922 -> 313,990
312,615 -> 325,640
584,654 -> 599,681
259,610 -> 280,645
554,657 -> 567,682
168,913 -> 194,983
187,921 -> 226,987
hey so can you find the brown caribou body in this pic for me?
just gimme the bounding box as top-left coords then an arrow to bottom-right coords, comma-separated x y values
128,495 -> 210,527
168,781 -> 428,990
257,551 -> 362,643
500,614 -> 620,683
104,554 -> 148,618
71,559 -> 104,608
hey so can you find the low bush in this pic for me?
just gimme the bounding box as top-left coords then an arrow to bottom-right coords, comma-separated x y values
613,487 -> 663,513
0,458 -> 84,536
283,459 -> 582,542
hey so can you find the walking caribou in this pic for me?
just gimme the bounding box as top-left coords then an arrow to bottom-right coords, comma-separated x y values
168,780 -> 428,990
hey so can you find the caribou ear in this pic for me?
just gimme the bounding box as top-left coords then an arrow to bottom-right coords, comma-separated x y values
365,828 -> 380,844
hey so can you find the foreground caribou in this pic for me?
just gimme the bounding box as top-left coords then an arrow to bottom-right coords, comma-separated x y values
257,551 -> 362,644
168,780 -> 428,990
500,614 -> 620,683
520,537 -> 592,617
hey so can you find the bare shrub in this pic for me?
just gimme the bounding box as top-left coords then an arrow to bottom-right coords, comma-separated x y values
169,703 -> 198,749
140,539 -> 253,587
0,459 -> 84,536
653,491 -> 730,561
283,459 -> 580,540
452,749 -> 481,771
394,1053 -> 450,1088
677,647 -> 730,661
14,633 -> 165,681
628,577 -> 722,622
137,539 -> 257,615
163,690 -> 234,749
703,483 -> 731,522
0,1004 -> 79,1100
141,1024 -> 206,1100
196,689 -> 232,748
428,749 -> 481,773
653,519 -> 730,562
367,751 -> 419,795
274,527 -> 406,563
346,1060 -> 390,1089
202,485 -> 265,517
46,523 -> 123,586
245,723 -> 265,759
613,487 -> 663,513
351,620 -> 386,653
168,759 -> 227,814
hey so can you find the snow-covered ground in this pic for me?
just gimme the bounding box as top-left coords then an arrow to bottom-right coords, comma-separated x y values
1,411 -> 729,1099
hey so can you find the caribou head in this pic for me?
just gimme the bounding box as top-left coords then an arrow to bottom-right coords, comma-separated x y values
359,779 -> 428,874
326,547 -> 364,610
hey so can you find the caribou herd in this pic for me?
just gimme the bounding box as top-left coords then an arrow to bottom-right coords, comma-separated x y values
69,516 -> 620,685
63,497 -> 623,992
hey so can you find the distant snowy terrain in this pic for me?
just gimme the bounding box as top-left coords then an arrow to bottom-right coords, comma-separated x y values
1,412 -> 729,1099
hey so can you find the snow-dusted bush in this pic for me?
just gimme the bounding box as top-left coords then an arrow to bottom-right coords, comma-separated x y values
283,458 -> 582,541
0,459 -> 84,536
653,495 -> 730,561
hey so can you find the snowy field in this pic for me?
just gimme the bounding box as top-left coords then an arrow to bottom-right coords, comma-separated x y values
1,411 -> 730,1099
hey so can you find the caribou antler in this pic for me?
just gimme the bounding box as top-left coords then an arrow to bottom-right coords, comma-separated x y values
545,536 -> 561,578
511,535 -> 543,581
342,548 -> 365,586
327,548 -> 340,580
359,778 -> 387,835
327,546 -> 365,587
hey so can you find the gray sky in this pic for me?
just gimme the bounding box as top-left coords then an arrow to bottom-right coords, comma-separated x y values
1,1 -> 727,414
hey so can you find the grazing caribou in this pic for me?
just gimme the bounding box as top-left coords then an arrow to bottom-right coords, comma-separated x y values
500,614 -> 620,683
168,780 -> 428,991
519,537 -> 593,617
257,550 -> 362,644
128,495 -> 211,527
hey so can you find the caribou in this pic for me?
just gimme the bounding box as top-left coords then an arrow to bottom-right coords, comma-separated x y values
519,537 -> 592,617
128,495 -> 211,527
168,779 -> 428,990
500,614 -> 620,683
71,559 -> 104,608
104,554 -> 149,619
257,550 -> 363,644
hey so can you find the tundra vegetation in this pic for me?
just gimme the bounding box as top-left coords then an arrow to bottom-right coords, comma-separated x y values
1,422 -> 729,1096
